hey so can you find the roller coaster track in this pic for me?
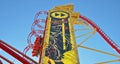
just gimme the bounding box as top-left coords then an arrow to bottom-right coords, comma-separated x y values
0,40 -> 37,64
79,15 -> 120,54
0,13 -> 119,64
0,55 -> 14,64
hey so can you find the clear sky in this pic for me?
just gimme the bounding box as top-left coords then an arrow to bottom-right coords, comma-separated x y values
0,0 -> 120,64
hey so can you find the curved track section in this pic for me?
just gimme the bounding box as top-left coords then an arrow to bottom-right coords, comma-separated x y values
79,15 -> 120,54
23,11 -> 47,54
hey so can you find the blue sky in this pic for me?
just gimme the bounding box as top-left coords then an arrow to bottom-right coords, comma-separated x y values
0,0 -> 120,64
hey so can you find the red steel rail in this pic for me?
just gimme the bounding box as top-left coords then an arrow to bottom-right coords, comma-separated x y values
79,15 -> 120,54
0,55 -> 14,64
0,40 -> 37,64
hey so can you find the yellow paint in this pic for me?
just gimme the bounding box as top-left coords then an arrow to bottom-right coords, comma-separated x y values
68,18 -> 75,49
62,50 -> 77,64
45,16 -> 51,47
54,4 -> 74,12
51,11 -> 69,19
41,13 -> 52,64
71,12 -> 80,24
62,19 -> 66,50
44,56 -> 55,64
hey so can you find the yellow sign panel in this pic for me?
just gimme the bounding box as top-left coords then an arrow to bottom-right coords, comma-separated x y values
43,4 -> 79,64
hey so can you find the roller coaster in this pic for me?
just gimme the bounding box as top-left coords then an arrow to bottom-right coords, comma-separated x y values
0,4 -> 120,64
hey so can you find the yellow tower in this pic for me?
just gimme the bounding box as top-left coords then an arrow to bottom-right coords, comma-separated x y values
40,4 -> 80,64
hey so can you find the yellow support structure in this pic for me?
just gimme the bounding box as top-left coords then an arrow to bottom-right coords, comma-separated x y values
62,19 -> 66,50
42,4 -> 80,64
96,59 -> 120,64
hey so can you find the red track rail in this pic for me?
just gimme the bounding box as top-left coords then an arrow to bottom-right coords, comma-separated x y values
0,40 -> 37,64
0,55 -> 14,64
79,15 -> 120,54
